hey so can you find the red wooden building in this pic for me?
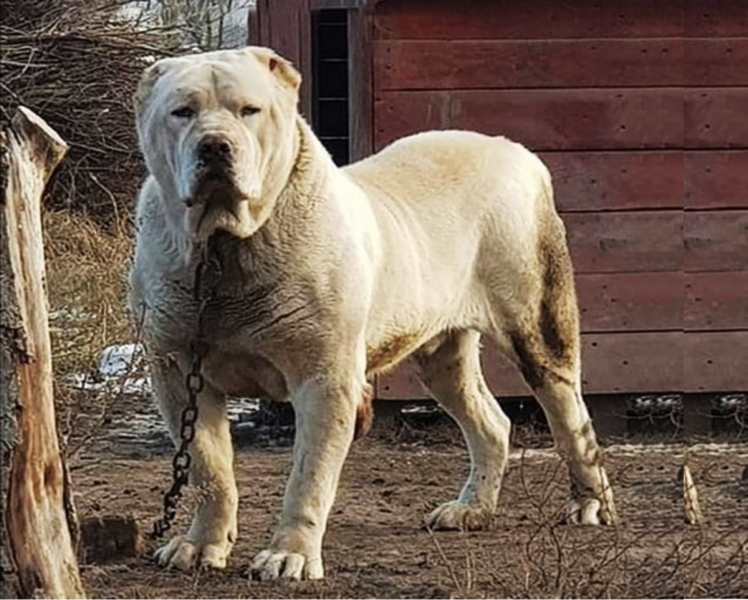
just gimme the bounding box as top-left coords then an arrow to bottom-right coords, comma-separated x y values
250,0 -> 748,407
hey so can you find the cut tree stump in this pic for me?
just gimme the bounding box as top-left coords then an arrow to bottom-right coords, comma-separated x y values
0,107 -> 85,598
78,515 -> 145,565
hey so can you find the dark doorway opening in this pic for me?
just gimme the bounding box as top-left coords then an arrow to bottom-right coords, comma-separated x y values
311,9 -> 349,166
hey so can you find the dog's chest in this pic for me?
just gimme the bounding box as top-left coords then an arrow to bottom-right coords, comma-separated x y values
134,250 -> 320,360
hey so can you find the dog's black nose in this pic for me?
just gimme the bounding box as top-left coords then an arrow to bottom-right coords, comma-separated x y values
198,135 -> 232,164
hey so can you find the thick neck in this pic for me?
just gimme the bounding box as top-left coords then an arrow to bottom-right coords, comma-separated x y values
272,115 -> 333,220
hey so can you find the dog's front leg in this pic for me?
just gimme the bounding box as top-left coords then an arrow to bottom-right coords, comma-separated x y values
150,354 -> 238,570
251,374 -> 364,580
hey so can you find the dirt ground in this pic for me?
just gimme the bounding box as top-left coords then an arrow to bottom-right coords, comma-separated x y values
67,395 -> 747,599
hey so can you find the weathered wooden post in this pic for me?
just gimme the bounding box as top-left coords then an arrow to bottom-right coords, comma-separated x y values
0,107 -> 85,598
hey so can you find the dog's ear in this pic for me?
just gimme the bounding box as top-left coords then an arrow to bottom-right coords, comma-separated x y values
246,47 -> 301,92
134,61 -> 167,114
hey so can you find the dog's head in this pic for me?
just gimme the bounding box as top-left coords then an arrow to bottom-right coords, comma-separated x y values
135,47 -> 301,240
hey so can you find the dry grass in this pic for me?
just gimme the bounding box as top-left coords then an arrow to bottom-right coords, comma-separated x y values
45,209 -> 133,376
43,208 -> 137,448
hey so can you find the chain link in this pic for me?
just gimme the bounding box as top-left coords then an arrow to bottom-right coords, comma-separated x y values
151,240 -> 221,540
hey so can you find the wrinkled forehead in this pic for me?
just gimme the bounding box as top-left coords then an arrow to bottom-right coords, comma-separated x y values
156,51 -> 275,107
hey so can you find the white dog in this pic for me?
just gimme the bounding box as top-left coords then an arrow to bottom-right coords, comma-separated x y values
129,46 -> 617,581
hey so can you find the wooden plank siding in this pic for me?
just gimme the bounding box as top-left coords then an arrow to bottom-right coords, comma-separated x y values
375,89 -> 685,151
373,0 -> 684,40
540,152 -> 683,211
685,272 -> 748,331
564,211 -> 683,274
684,0 -> 748,393
685,151 -> 748,209
685,210 -> 748,273
685,0 -> 748,38
577,272 -> 743,333
577,273 -> 682,332
685,88 -> 748,149
374,38 -> 747,91
376,88 -> 748,151
557,210 -> 747,276
683,1 -> 748,394
686,38 -> 748,86
375,39 -> 685,90
539,150 -> 745,212
348,8 -> 374,161
368,0 -> 748,396
684,332 -> 748,392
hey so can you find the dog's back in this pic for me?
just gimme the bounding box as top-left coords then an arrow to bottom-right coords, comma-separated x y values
344,130 -> 563,362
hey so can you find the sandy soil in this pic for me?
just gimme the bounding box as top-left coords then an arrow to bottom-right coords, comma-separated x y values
63,393 -> 747,600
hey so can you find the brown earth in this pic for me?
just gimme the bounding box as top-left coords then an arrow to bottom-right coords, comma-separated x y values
67,398 -> 746,599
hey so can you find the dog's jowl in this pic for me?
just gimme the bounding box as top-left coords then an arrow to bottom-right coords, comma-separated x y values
130,46 -> 617,581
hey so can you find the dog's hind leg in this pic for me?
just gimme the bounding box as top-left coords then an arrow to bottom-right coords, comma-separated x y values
415,329 -> 511,530
494,221 -> 617,525
507,334 -> 617,525
150,353 -> 238,570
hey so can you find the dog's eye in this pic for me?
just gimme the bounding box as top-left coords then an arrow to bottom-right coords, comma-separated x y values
171,106 -> 195,119
241,106 -> 261,118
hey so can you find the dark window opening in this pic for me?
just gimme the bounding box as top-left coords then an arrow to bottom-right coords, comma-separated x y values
312,9 -> 349,166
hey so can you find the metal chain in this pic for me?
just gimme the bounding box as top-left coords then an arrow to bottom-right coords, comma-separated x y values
151,240 -> 221,540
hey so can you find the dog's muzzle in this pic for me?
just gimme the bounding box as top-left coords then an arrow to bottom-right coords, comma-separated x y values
185,134 -> 238,208
197,134 -> 233,170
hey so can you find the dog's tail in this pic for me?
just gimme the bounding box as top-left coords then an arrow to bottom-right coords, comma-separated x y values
537,180 -> 581,370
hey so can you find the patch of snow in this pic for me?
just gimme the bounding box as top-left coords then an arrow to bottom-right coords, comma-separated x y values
99,343 -> 145,376
71,343 -> 150,395
227,397 -> 260,422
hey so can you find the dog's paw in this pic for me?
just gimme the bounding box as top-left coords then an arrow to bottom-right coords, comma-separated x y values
568,496 -> 617,525
154,535 -> 229,570
426,500 -> 494,531
250,548 -> 324,581
568,465 -> 618,525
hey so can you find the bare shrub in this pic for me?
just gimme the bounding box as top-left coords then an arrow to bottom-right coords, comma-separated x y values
1,0 -> 178,223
